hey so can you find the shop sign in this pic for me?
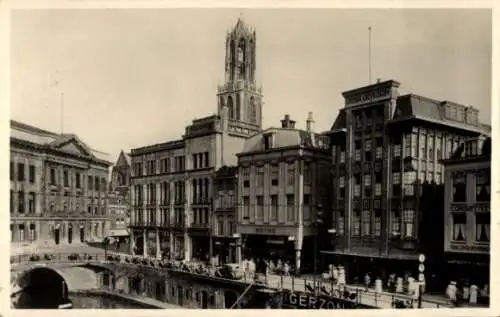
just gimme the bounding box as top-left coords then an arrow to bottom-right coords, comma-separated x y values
282,291 -> 372,309
449,243 -> 489,253
345,87 -> 391,106
255,227 -> 276,234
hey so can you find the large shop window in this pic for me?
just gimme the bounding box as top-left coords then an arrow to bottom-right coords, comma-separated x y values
475,213 -> 490,242
402,209 -> 414,238
476,173 -> 490,202
452,213 -> 466,241
452,175 -> 467,202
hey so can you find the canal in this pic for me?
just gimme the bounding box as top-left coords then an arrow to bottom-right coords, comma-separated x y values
70,293 -> 157,309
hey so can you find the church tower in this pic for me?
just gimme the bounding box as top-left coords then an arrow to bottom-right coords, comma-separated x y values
217,18 -> 263,136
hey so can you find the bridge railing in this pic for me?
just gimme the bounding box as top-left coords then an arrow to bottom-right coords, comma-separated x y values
10,252 -> 447,309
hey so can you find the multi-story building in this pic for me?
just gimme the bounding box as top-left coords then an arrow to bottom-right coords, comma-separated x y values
107,150 -> 132,243
129,18 -> 263,261
10,120 -> 112,248
326,79 -> 490,283
441,137 -> 491,287
236,113 -> 331,272
212,166 -> 238,264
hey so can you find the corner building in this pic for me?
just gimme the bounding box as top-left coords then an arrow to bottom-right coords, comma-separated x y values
10,120 -> 112,248
441,137 -> 490,287
326,80 -> 489,284
129,18 -> 263,261
236,114 -> 331,272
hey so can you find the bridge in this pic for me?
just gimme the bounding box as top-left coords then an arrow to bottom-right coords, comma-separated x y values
11,252 -> 448,309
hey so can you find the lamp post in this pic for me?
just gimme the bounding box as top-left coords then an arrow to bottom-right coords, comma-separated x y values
313,204 -> 324,295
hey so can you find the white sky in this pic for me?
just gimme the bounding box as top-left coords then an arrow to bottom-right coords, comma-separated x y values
10,8 -> 492,162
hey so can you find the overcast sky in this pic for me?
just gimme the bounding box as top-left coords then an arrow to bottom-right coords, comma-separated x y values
10,8 -> 492,162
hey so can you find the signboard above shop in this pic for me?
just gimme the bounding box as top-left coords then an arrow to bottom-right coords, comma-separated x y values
281,291 -> 375,309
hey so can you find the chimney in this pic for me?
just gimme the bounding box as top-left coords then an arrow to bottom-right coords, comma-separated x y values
281,114 -> 296,129
306,112 -> 315,132
376,78 -> 381,83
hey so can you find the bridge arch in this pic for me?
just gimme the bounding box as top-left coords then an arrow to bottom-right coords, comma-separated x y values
15,267 -> 69,308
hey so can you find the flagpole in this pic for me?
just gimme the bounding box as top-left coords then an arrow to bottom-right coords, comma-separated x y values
60,92 -> 64,134
368,26 -> 372,84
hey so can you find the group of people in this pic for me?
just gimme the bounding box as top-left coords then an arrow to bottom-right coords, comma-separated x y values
446,281 -> 488,306
322,264 -> 347,286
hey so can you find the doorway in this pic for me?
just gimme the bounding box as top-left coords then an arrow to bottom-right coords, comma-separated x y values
54,228 -> 60,245
80,226 -> 85,243
201,290 -> 208,308
177,286 -> 183,306
68,225 -> 73,244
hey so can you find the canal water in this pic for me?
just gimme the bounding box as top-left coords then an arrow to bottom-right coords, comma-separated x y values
70,293 -> 159,309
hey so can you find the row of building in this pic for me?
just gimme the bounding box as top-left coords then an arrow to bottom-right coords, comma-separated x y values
124,18 -> 491,290
10,18 -> 491,293
10,120 -> 131,250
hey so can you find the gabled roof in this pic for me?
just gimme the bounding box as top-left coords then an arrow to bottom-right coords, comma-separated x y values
230,17 -> 254,38
10,120 -> 111,164
115,150 -> 131,167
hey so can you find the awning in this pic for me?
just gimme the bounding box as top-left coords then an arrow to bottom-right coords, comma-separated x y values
106,229 -> 130,237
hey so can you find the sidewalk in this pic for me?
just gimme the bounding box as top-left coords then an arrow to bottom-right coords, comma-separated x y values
264,274 -> 451,308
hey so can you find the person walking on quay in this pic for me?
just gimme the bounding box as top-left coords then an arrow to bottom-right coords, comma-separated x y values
283,262 -> 290,276
446,281 -> 457,306
364,273 -> 371,292
469,284 -> 478,304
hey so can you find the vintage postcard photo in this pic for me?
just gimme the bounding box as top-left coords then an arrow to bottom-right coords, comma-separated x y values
5,2 -> 495,313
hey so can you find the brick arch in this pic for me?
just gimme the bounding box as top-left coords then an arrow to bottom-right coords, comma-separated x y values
15,266 -> 69,308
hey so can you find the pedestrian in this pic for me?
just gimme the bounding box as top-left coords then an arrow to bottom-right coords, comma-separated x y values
364,273 -> 371,291
447,281 -> 457,306
462,283 -> 470,302
469,284 -> 478,304
283,262 -> 290,276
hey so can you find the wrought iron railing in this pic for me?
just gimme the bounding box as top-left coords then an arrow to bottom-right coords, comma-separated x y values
10,252 -> 448,309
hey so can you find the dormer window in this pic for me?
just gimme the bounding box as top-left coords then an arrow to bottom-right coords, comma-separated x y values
264,133 -> 275,150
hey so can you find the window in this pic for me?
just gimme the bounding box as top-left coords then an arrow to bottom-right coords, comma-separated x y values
29,165 -> 35,183
192,154 -> 198,169
391,209 -> 401,236
403,171 -> 416,184
18,191 -> 25,213
374,183 -> 382,196
19,224 -> 25,242
354,141 -> 361,161
404,185 -> 415,196
364,139 -> 372,161
411,133 -> 418,157
242,197 -> 250,219
256,196 -> 264,220
270,195 -> 278,221
304,162 -> 312,185
287,163 -> 295,186
419,136 -> 426,158
204,152 -> 209,168
10,161 -> 14,180
338,210 -> 345,235
452,213 -> 467,241
303,194 -> 311,221
270,164 -> 279,186
374,209 -> 381,236
403,209 -> 414,238
217,217 -> 224,236
340,151 -> 346,163
64,170 -> 69,187
475,213 -> 490,242
352,210 -> 361,236
76,172 -> 81,188
363,174 -> 371,187
354,184 -> 360,197
28,192 -> 35,213
404,134 -> 412,157
355,114 -> 362,128
362,209 -> 371,236
452,174 -> 466,202
29,223 -> 36,241
95,177 -> 100,191
476,173 -> 490,202
392,172 -> 401,184
264,134 -> 274,150
10,190 -> 14,213
393,144 -> 401,158
88,176 -> 93,190
256,167 -> 264,188
17,163 -> 25,182
286,194 -> 294,222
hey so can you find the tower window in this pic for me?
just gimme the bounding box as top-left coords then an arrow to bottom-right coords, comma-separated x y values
249,97 -> 256,123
